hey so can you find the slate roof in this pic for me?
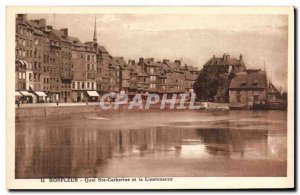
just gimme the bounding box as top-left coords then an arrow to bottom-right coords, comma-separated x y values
204,55 -> 243,67
184,71 -> 197,81
69,36 -> 85,47
229,71 -> 267,89
113,57 -> 126,68
98,45 -> 109,53
26,20 -> 40,29
51,29 -> 72,43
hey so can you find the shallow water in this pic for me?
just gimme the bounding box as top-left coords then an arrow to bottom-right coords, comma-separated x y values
15,110 -> 287,178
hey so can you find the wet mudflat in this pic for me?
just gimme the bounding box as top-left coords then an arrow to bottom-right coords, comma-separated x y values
15,110 -> 287,178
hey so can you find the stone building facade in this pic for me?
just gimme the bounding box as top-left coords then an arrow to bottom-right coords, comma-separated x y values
15,15 -> 199,103
229,70 -> 267,108
195,53 -> 246,102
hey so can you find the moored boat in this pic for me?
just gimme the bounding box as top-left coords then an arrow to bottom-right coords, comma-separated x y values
229,103 -> 249,110
253,102 -> 287,110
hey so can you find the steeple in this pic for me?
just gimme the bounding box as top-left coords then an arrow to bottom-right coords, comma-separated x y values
93,15 -> 97,44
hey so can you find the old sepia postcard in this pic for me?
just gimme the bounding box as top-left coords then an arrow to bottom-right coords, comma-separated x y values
6,6 -> 294,189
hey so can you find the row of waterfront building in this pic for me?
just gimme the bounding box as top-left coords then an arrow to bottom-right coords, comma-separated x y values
15,14 -> 199,103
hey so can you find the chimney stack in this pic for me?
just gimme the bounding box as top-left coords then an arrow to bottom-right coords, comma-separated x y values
17,14 -> 27,21
163,59 -> 170,64
174,60 -> 181,66
60,28 -> 68,36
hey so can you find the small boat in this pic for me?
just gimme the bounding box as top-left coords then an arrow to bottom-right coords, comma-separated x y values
253,102 -> 287,110
229,103 -> 249,110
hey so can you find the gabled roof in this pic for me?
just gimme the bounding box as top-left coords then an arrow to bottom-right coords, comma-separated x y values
165,61 -> 180,69
229,71 -> 267,89
184,71 -> 197,81
51,29 -> 72,43
204,55 -> 243,67
113,57 -> 127,68
69,36 -> 85,47
135,66 -> 149,77
98,45 -> 108,53
26,20 -> 40,29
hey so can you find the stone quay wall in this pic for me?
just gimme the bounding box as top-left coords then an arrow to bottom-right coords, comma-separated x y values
15,102 -> 202,118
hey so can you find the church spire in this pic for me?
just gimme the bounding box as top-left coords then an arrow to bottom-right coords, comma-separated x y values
93,15 -> 97,43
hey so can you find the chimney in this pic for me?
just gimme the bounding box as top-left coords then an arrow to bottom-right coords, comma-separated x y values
47,25 -> 53,30
38,19 -> 46,28
163,59 -> 170,64
175,60 -> 181,66
139,58 -> 144,64
223,53 -> 226,60
239,54 -> 243,61
128,60 -> 135,65
226,54 -> 230,60
17,14 -> 27,20
213,55 -> 215,58
60,28 -> 68,36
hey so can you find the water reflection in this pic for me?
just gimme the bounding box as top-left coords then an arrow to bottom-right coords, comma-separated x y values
15,110 -> 287,178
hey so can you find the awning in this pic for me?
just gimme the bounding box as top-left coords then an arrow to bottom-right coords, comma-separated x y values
34,91 -> 47,97
87,91 -> 99,97
19,91 -> 34,96
15,91 -> 22,96
16,60 -> 24,66
22,60 -> 29,68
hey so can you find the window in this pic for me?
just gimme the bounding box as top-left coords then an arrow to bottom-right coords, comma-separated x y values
91,82 -> 94,89
252,81 -> 258,87
237,91 -> 241,103
77,82 -> 80,89
150,83 -> 156,89
29,73 -> 32,81
87,64 -> 90,71
87,55 -> 90,61
82,82 -> 85,89
18,72 -> 22,79
92,64 -> 94,71
22,73 -> 25,79
253,95 -> 259,102
150,68 -> 154,74
87,82 -> 90,88
240,82 -> 246,87
72,82 -> 75,89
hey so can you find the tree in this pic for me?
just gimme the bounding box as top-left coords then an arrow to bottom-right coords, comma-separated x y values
193,67 -> 232,101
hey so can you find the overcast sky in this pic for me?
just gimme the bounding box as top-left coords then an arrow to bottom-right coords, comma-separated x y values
28,14 -> 288,90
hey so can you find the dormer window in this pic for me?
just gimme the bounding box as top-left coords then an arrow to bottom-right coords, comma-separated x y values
240,81 -> 246,87
252,81 -> 258,87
